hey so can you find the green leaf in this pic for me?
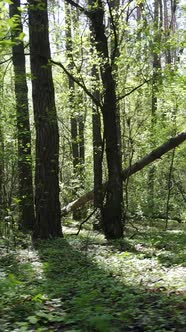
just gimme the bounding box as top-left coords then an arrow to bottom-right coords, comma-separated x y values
28,315 -> 38,324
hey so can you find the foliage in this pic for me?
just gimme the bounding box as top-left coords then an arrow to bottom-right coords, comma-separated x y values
0,0 -> 186,328
0,221 -> 185,331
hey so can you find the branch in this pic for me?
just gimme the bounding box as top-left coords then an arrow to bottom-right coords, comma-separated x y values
0,57 -> 12,65
122,131 -> 186,180
51,59 -> 102,109
65,0 -> 89,15
76,207 -> 97,235
61,131 -> 186,216
117,79 -> 150,101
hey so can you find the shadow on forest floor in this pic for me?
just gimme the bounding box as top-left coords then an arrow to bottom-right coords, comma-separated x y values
0,221 -> 185,331
122,221 -> 186,267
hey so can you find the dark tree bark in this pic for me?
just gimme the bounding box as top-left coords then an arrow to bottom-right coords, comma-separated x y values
28,0 -> 62,238
88,2 -> 103,212
9,0 -> 35,230
89,0 -> 123,239
61,131 -> 186,216
92,93 -> 103,210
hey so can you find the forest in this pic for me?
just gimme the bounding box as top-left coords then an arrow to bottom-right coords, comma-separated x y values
0,0 -> 186,331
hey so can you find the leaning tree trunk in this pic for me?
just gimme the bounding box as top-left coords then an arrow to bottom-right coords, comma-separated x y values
28,0 -> 62,238
61,131 -> 186,216
9,0 -> 35,230
89,0 -> 123,239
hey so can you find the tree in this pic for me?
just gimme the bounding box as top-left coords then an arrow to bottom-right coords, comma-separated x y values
64,1 -> 85,220
88,0 -> 103,217
147,0 -> 161,213
91,64 -> 103,213
9,0 -> 35,230
28,0 -> 62,238
84,0 -> 124,239
61,131 -> 186,216
26,0 -> 185,238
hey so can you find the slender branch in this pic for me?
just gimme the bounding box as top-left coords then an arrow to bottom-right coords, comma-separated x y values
117,79 -> 150,101
65,0 -> 89,15
51,59 -> 102,109
76,207 -> 97,235
0,57 -> 12,65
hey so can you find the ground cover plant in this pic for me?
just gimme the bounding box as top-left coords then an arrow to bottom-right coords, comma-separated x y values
0,220 -> 185,332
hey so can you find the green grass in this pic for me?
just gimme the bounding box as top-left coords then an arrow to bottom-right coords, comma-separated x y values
0,220 -> 185,331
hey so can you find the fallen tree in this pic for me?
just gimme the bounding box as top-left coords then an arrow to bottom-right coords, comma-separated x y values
61,131 -> 186,216
131,213 -> 183,223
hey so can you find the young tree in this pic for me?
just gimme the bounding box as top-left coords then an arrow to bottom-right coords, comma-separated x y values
147,0 -> 161,213
64,1 -> 85,220
66,0 -> 123,238
28,0 -> 62,238
89,0 -> 123,239
9,0 -> 35,230
88,3 -> 103,217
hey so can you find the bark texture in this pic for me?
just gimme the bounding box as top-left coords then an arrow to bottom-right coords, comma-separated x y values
29,0 -> 62,238
89,0 -> 123,239
89,13 -> 103,211
9,0 -> 35,230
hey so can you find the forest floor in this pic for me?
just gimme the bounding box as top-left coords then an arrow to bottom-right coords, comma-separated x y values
0,218 -> 186,332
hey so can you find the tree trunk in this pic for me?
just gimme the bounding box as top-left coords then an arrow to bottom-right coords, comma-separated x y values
89,4 -> 103,213
92,96 -> 103,210
28,0 -> 62,238
61,131 -> 186,216
89,0 -> 123,239
9,0 -> 35,230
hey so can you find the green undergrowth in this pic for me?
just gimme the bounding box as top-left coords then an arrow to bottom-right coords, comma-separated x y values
0,220 -> 185,331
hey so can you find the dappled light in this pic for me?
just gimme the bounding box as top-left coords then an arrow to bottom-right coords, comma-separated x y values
0,0 -> 186,330
0,221 -> 185,331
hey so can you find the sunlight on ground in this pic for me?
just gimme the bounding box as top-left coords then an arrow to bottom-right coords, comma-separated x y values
0,222 -> 185,331
64,225 -> 186,293
16,248 -> 45,280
